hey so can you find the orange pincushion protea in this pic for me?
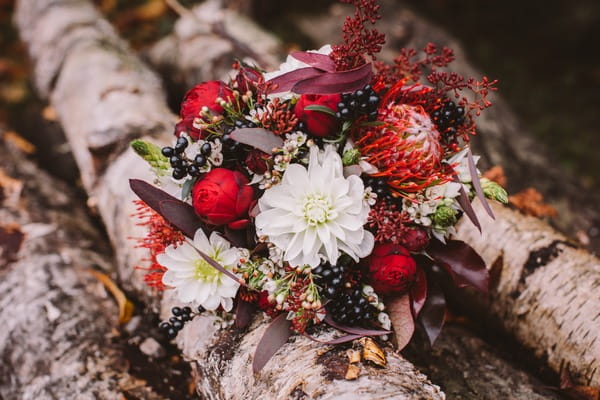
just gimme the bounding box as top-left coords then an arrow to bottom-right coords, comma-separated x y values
356,103 -> 450,194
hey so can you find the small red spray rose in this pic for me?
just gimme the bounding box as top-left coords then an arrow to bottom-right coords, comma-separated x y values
368,243 -> 417,295
294,93 -> 341,137
176,81 -> 234,139
191,168 -> 254,229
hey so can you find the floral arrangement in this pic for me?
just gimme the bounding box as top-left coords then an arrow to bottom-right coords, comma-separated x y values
130,0 -> 505,372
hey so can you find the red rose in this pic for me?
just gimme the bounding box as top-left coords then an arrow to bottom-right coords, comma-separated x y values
294,93 -> 341,137
399,228 -> 430,252
191,168 -> 254,229
368,244 -> 417,295
176,81 -> 234,139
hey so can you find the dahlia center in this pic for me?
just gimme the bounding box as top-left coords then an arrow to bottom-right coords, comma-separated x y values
193,257 -> 221,281
302,194 -> 334,226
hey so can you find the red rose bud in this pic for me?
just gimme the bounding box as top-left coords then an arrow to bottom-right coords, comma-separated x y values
192,168 -> 254,229
368,244 -> 417,295
235,66 -> 263,94
245,149 -> 270,175
294,93 -> 341,137
400,228 -> 430,252
176,81 -> 234,139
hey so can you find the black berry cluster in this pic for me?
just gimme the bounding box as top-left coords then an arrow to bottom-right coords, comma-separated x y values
336,84 -> 380,122
162,137 -> 213,180
313,262 -> 345,299
326,285 -> 376,326
363,176 -> 397,203
159,306 -> 205,339
430,99 -> 465,142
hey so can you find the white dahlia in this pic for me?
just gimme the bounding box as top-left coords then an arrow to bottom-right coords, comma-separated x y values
255,145 -> 374,268
157,229 -> 241,311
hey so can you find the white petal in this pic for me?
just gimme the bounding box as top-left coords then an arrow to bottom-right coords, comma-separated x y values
193,229 -> 211,252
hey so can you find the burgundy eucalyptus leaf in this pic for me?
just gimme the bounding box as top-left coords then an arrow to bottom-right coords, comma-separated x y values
324,315 -> 392,336
467,149 -> 494,219
224,225 -> 249,249
235,297 -> 257,329
189,244 -> 247,288
427,239 -> 489,293
253,314 -> 292,374
292,63 -> 373,94
417,279 -> 446,346
130,179 -> 181,215
302,332 -> 363,344
290,51 -> 337,72
410,267 -> 428,318
386,294 -> 415,351
266,67 -> 324,93
454,175 -> 482,232
229,128 -> 284,154
159,200 -> 205,239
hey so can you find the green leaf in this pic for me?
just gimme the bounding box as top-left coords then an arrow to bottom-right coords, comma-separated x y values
359,120 -> 385,127
304,104 -> 337,116
181,177 -> 197,201
341,120 -> 352,133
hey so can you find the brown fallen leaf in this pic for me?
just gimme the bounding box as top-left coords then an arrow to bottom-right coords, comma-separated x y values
483,165 -> 507,187
3,131 -> 36,154
509,187 -> 557,218
345,363 -> 361,380
559,364 -> 600,400
89,269 -> 134,324
0,167 -> 23,208
0,224 -> 25,265
359,337 -> 386,367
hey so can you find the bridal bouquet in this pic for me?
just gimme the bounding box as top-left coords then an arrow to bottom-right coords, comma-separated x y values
130,0 -> 504,372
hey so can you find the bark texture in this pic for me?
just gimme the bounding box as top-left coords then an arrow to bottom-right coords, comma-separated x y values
454,201 -> 600,387
14,1 -> 446,398
0,134 -> 160,399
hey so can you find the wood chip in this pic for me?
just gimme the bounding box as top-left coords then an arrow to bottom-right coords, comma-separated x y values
345,363 -> 361,380
3,131 -> 36,154
359,337 -> 386,367
509,187 -> 557,218
89,270 -> 134,324
346,348 -> 361,364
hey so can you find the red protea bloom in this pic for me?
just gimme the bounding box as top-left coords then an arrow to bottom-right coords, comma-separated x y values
356,103 -> 449,194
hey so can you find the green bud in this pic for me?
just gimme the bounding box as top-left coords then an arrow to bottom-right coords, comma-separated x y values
342,148 -> 361,166
432,205 -> 458,228
480,178 -> 508,204
130,139 -> 169,171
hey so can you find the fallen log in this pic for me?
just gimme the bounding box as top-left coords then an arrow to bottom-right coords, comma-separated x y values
454,201 -> 600,387
14,1 -> 447,398
0,132 -> 159,399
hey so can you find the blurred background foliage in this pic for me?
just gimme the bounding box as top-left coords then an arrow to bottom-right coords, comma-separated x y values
0,0 -> 598,190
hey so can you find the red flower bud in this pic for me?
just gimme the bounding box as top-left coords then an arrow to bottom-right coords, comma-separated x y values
245,149 -> 270,175
368,243 -> 417,295
294,93 -> 341,137
175,81 -> 234,139
235,66 -> 263,94
399,228 -> 430,252
192,168 -> 254,229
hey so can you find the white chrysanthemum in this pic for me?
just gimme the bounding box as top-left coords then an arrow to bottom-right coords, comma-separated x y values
255,145 -> 374,268
157,229 -> 240,311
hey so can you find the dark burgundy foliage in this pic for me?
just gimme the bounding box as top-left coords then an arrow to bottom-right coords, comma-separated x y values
229,128 -> 284,154
417,278 -> 446,346
410,267 -> 428,318
454,175 -> 482,232
292,63 -> 373,94
426,239 -> 489,293
324,315 -> 392,336
290,51 -> 337,72
235,298 -> 257,329
253,314 -> 292,374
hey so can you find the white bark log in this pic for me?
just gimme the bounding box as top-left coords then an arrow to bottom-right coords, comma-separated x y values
14,1 -> 446,398
0,134 -> 160,399
454,201 -> 600,387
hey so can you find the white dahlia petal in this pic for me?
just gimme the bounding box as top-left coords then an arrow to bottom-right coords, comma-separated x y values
157,229 -> 241,310
255,146 -> 374,267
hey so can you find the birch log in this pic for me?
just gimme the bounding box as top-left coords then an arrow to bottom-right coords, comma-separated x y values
14,1 -> 447,398
454,201 -> 600,387
0,133 -> 162,399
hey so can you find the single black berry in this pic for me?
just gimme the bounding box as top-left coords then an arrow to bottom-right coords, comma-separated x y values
171,307 -> 182,316
161,146 -> 174,157
200,142 -> 212,156
194,154 -> 207,167
172,168 -> 186,180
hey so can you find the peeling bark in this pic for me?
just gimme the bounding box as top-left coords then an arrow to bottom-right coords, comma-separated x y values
14,1 -> 447,398
0,134 -> 160,399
